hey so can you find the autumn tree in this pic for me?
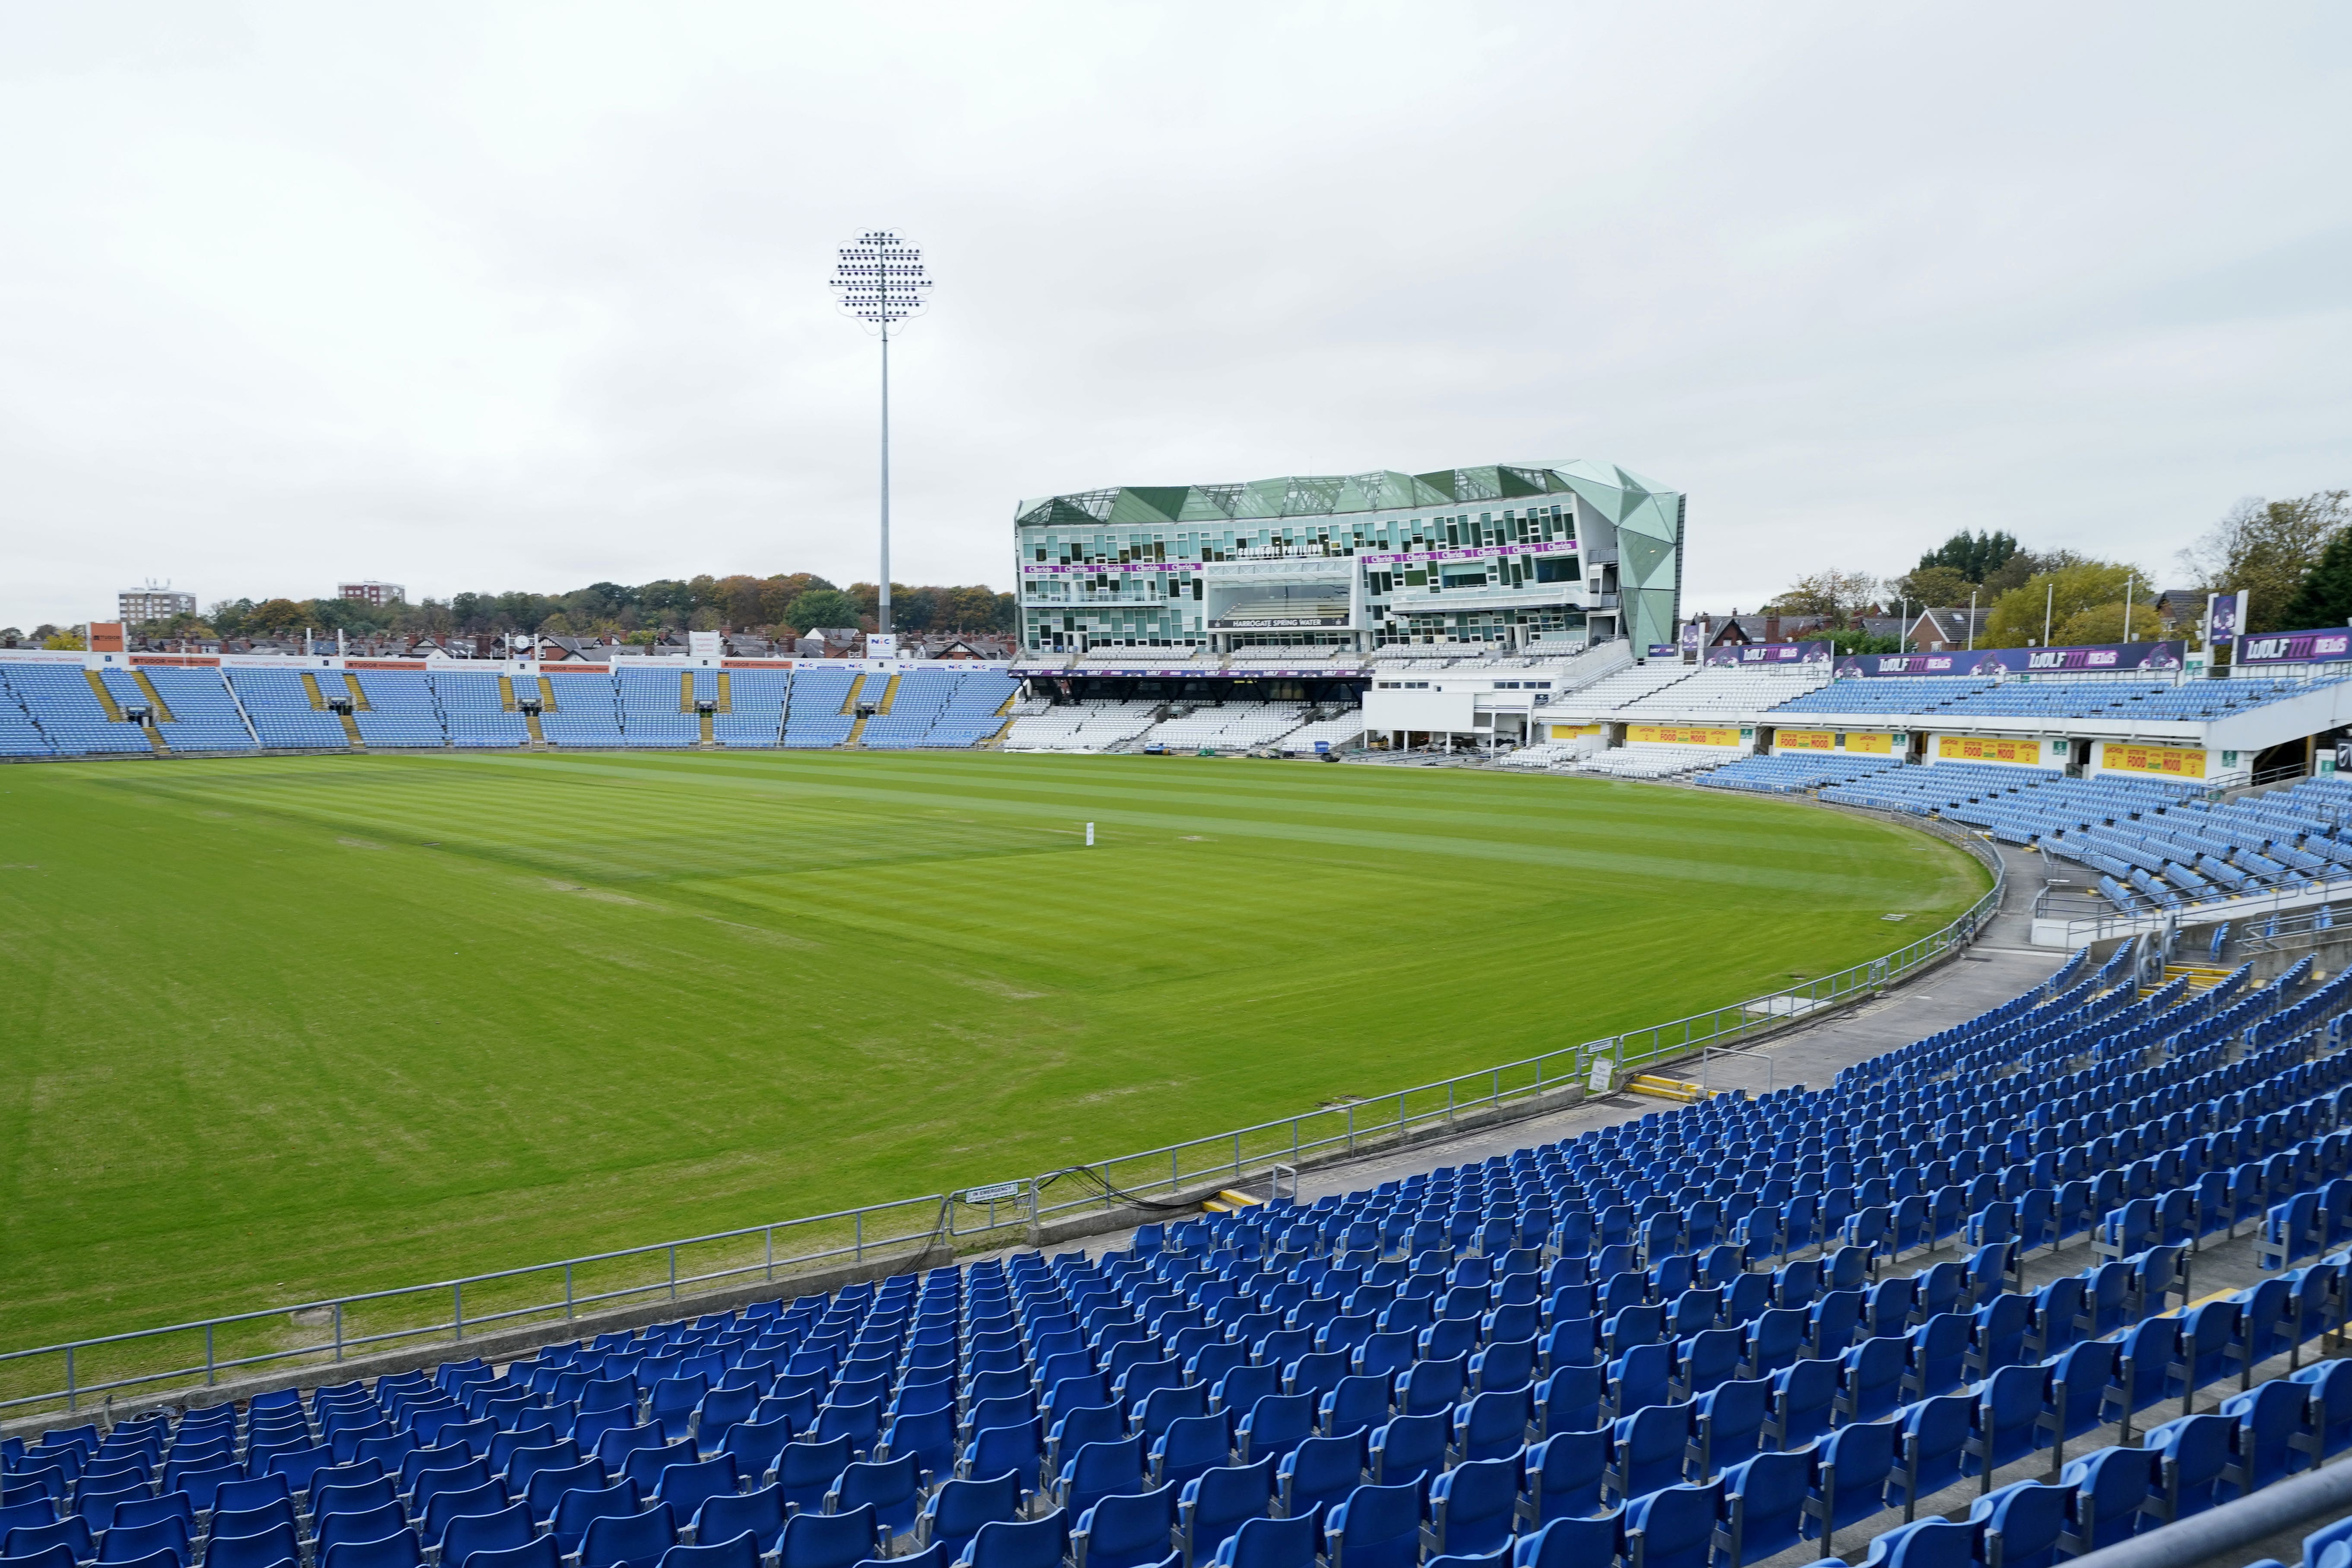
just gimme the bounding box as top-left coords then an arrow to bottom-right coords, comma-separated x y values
1980,559 -> 2149,647
2178,491 -> 2349,634
1763,570 -> 1879,627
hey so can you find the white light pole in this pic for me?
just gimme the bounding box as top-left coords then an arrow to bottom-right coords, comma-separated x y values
831,230 -> 934,635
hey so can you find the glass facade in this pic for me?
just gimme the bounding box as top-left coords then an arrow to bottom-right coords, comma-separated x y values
1011,462 -> 1682,656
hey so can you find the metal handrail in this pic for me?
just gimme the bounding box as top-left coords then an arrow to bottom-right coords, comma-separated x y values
0,815 -> 2002,1419
2063,1456 -> 2352,1568
2035,862 -> 2352,946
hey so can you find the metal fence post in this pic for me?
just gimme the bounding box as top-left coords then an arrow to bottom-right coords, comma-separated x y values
453,1282 -> 463,1341
670,1245 -> 679,1299
765,1228 -> 774,1282
65,1346 -> 74,1413
205,1324 -> 215,1385
1347,1105 -> 1355,1153
333,1302 -> 343,1361
855,1212 -> 864,1263
565,1264 -> 575,1320
1233,1132 -> 1242,1181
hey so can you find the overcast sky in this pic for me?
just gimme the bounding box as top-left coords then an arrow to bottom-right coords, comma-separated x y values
2,3 -> 2347,629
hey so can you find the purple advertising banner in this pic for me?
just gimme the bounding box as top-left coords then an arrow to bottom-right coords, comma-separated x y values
1359,540 -> 1576,567
2208,591 -> 2248,642
1705,640 -> 1833,667
1832,640 -> 2187,677
2235,628 -> 2352,665
1647,644 -> 1679,658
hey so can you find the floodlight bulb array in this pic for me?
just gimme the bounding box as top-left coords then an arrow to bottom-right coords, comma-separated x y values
832,229 -> 933,324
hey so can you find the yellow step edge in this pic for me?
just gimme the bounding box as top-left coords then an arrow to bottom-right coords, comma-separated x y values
83,669 -> 123,720
131,669 -> 175,722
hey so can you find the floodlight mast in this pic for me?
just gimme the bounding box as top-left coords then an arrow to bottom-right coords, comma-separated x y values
830,230 -> 932,636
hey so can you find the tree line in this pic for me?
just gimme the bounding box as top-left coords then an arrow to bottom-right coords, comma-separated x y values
1764,489 -> 2351,648
102,573 -> 1017,643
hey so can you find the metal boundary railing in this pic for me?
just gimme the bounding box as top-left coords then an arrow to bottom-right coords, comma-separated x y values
2033,863 -> 2352,947
0,816 -> 2004,1421
1019,828 -> 2003,1224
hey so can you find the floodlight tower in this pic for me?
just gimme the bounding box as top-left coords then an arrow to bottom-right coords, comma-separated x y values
831,230 -> 933,635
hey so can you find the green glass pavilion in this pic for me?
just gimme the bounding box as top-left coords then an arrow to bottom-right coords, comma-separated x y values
1012,461 -> 1683,657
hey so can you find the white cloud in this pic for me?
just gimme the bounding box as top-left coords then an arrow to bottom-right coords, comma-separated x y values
0,0 -> 2346,626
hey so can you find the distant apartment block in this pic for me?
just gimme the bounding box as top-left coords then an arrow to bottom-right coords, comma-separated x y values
119,584 -> 196,624
339,581 -> 407,608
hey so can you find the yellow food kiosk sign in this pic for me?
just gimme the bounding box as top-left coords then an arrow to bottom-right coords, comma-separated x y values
2106,744 -> 2206,779
1629,725 -> 1739,747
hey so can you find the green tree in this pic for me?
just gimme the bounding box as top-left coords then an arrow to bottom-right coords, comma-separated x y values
1981,560 -> 2148,647
2050,602 -> 2137,645
2178,490 -> 2349,634
2284,520 -> 2352,630
1889,565 -> 1974,606
785,588 -> 863,630
1917,529 -> 2018,582
1823,626 -> 1900,654
1980,550 -> 2045,596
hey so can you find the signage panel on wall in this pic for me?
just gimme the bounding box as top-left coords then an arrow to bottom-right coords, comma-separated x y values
1936,735 -> 2047,765
1775,729 -> 1896,754
1629,725 -> 1740,747
1703,641 -> 1833,667
2104,744 -> 2207,779
1358,541 -> 1577,567
2235,628 -> 2352,665
2207,591 -> 2248,642
1836,641 -> 2185,677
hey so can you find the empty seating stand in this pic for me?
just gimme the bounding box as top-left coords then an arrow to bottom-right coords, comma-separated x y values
31,936 -> 2352,1568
